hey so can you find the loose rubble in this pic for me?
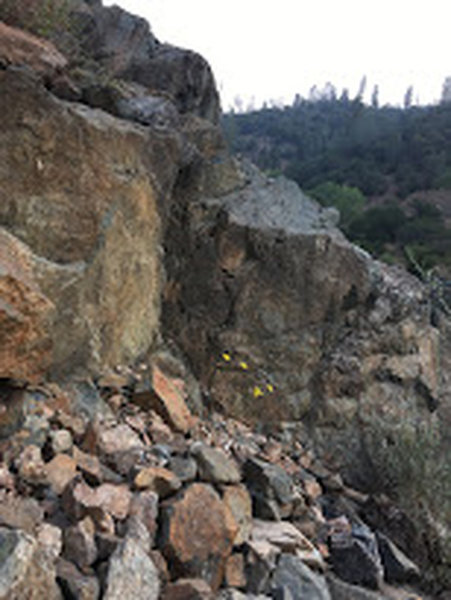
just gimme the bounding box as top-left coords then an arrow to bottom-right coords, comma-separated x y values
0,367 -> 433,600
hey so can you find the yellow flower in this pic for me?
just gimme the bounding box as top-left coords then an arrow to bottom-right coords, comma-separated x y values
239,361 -> 249,370
253,386 -> 264,398
222,352 -> 232,362
266,383 -> 274,393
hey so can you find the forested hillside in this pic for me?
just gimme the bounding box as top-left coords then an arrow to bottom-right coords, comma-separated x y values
223,91 -> 451,273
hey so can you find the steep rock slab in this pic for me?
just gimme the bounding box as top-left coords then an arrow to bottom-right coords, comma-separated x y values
0,228 -> 54,382
162,169 -> 444,475
0,68 -> 181,376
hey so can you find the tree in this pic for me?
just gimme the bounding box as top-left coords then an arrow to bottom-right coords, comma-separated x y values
371,85 -> 379,109
355,75 -> 367,102
404,85 -> 414,109
441,77 -> 451,104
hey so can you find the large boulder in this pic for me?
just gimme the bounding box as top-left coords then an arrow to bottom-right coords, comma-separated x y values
162,160 -> 447,488
0,67 -> 182,377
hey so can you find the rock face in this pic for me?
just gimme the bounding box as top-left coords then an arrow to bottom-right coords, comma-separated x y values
162,161 -> 447,484
0,67 -> 175,377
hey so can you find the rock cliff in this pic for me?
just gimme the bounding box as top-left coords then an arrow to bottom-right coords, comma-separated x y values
0,2 -> 450,598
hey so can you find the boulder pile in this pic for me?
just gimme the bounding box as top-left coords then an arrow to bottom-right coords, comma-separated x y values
0,362 -> 430,599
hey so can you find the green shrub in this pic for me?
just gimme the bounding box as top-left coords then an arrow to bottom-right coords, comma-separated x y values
0,0 -> 73,41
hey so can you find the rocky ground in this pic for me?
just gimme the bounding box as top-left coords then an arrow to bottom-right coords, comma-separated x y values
0,360 -> 432,599
0,1 -> 450,598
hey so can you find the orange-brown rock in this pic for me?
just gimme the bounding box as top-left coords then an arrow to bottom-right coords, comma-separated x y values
152,364 -> 194,434
162,578 -> 213,600
224,553 -> 246,589
0,229 -> 54,382
45,453 -> 78,495
0,68 -> 181,377
0,22 -> 67,79
63,479 -> 131,521
161,483 -> 237,591
134,466 -> 181,497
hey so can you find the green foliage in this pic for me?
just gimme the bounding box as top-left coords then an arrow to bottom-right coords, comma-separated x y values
349,203 -> 405,253
307,181 -> 365,231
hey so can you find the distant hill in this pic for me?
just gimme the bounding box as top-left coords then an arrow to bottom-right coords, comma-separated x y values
223,96 -> 451,273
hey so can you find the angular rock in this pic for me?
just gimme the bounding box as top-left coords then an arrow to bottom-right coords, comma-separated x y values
134,466 -> 182,497
271,554 -> 331,600
243,457 -> 295,520
63,516 -> 97,569
0,527 -> 62,600
191,443 -> 241,484
169,454 -> 198,483
63,479 -> 132,521
134,363 -> 194,434
161,483 -> 237,591
16,443 -> 46,484
93,422 -> 144,456
223,485 -> 253,546
328,518 -> 383,589
103,537 -> 160,600
251,520 -> 324,571
45,453 -> 78,495
224,553 -> 246,589
326,574 -> 389,600
163,578 -> 213,600
0,494 -> 44,535
37,523 -> 63,560
56,558 -> 100,600
129,490 -> 159,545
72,445 -> 122,485
375,532 -> 420,583
49,429 -> 73,454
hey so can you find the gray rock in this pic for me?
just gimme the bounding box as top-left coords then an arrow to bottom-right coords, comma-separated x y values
63,516 -> 97,569
271,554 -> 331,600
326,574 -> 390,599
0,527 -> 62,600
243,457 -> 295,520
376,532 -> 420,583
169,454 -> 198,483
191,442 -> 241,484
56,558 -> 100,600
103,537 -> 160,600
329,521 -> 383,589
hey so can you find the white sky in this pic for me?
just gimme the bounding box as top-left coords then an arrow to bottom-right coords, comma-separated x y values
104,0 -> 451,110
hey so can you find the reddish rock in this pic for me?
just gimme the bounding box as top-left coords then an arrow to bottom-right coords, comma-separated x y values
222,485 -> 253,546
0,22 -> 67,79
224,554 -> 246,589
63,479 -> 132,521
0,229 -> 54,383
162,578 -> 213,600
0,463 -> 15,490
161,483 -> 236,591
134,466 -> 181,497
134,364 -> 194,434
45,453 -> 78,495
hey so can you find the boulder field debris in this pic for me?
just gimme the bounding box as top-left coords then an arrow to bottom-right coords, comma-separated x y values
0,363 -> 429,600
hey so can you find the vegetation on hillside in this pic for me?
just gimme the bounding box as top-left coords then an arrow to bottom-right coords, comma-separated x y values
223,84 -> 451,274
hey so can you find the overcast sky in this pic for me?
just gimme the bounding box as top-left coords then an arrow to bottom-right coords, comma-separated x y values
104,0 -> 451,110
